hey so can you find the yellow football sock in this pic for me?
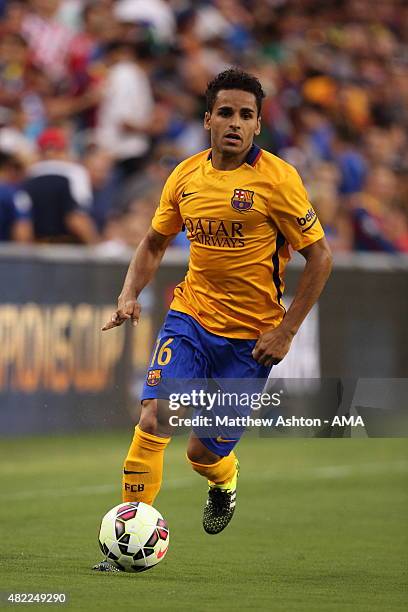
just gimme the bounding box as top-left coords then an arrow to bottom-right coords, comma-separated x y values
122,425 -> 170,505
188,451 -> 237,485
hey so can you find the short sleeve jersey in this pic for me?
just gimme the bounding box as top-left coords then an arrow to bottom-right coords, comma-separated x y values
152,144 -> 324,338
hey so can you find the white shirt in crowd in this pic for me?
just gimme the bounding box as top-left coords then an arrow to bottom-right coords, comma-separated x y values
96,61 -> 154,161
28,160 -> 92,209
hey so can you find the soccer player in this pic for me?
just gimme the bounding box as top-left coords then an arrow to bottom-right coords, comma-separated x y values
94,69 -> 332,570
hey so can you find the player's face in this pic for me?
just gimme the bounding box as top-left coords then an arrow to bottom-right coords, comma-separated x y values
204,89 -> 261,156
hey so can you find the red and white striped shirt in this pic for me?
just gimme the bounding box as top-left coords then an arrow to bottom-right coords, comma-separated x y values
22,14 -> 73,82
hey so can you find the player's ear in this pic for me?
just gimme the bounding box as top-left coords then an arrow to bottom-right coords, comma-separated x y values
204,111 -> 211,131
255,116 -> 261,136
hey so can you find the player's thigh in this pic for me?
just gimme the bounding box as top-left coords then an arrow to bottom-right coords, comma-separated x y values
141,315 -> 208,401
140,312 -> 208,436
208,336 -> 271,379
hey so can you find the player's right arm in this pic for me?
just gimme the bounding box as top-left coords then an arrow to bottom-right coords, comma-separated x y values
102,227 -> 176,330
102,165 -> 183,331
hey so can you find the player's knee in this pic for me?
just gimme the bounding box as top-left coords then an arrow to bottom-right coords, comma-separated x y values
138,399 -> 159,435
186,438 -> 219,465
186,447 -> 203,464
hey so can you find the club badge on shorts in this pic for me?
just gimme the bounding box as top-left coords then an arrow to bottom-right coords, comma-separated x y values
231,188 -> 254,212
146,369 -> 162,386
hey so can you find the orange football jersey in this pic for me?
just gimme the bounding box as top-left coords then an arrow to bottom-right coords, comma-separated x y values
151,145 -> 324,338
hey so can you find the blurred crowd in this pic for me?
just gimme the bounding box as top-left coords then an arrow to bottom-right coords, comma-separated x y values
0,0 -> 407,252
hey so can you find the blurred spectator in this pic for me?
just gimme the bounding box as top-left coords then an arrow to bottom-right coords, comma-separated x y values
0,106 -> 37,163
297,104 -> 334,162
114,0 -> 176,45
331,124 -> 367,197
67,1 -> 118,131
0,31 -> 29,106
0,150 -> 32,242
307,162 -> 353,252
383,203 -> 408,253
104,150 -> 180,248
0,30 -> 39,157
0,0 -> 28,36
82,144 -> 116,234
96,38 -> 156,178
107,197 -> 157,250
350,166 -> 402,253
23,127 -> 99,243
57,0 -> 86,32
0,0 -> 406,252
21,0 -> 74,83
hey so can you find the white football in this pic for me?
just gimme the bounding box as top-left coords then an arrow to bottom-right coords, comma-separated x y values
98,502 -> 169,572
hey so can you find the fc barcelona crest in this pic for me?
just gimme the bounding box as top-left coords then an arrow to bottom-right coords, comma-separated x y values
146,369 -> 162,386
231,188 -> 254,212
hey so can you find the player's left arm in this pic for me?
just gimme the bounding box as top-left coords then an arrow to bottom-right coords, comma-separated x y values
254,164 -> 333,367
253,236 -> 332,366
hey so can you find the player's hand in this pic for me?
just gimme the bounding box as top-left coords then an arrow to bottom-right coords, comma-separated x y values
252,325 -> 294,367
102,297 -> 141,331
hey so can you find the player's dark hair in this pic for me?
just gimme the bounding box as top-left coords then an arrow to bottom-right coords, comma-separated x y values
205,69 -> 265,116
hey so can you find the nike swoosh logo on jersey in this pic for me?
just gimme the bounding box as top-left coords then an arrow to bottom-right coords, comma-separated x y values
181,190 -> 197,198
123,470 -> 149,474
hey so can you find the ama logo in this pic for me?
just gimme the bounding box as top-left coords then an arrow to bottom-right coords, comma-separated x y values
297,208 -> 317,232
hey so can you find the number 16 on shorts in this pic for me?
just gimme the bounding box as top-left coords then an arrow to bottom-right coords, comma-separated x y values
145,337 -> 174,387
150,337 -> 174,368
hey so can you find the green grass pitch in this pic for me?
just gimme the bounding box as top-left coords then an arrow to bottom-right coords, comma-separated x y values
0,432 -> 407,611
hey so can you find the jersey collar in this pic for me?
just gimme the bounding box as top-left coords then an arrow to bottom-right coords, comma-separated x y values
207,143 -> 262,167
